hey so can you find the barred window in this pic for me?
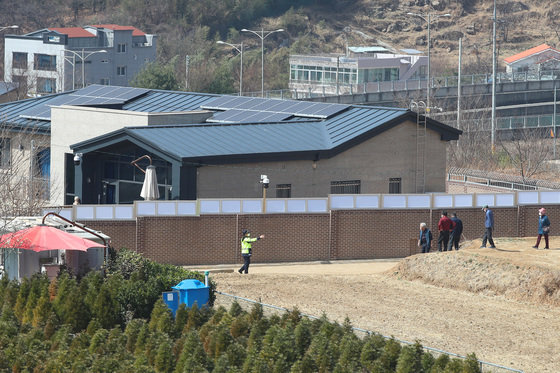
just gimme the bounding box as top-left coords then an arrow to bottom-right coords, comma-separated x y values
330,180 -> 360,194
276,184 -> 291,198
389,178 -> 401,194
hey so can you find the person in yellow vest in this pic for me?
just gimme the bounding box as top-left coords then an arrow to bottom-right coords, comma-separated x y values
238,229 -> 264,274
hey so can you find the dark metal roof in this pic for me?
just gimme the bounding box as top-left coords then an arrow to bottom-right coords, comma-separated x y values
72,105 -> 461,162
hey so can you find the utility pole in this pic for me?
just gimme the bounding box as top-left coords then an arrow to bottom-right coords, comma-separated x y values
457,38 -> 462,134
185,55 -> 190,91
554,84 -> 557,158
491,0 -> 497,150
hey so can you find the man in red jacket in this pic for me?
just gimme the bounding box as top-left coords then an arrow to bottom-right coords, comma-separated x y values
437,211 -> 455,252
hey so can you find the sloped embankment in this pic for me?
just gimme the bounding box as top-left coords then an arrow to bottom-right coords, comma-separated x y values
390,246 -> 560,307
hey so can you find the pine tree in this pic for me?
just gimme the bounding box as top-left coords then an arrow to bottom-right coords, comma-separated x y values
86,318 -> 102,336
43,311 -> 58,339
125,318 -> 147,353
377,338 -> 402,373
228,301 -> 243,317
334,333 -> 363,372
89,328 -> 109,354
396,343 -> 423,373
174,303 -> 188,337
225,342 -> 246,369
149,299 -> 171,332
14,278 -> 30,322
360,333 -> 385,369
230,313 -> 250,338
431,354 -> 450,372
63,285 -> 91,332
463,353 -> 482,373
32,292 -> 52,327
443,358 -> 465,372
154,337 -> 174,373
294,318 -> 312,358
92,283 -> 119,329
134,322 -> 151,357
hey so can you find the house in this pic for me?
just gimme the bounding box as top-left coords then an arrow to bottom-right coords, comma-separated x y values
289,46 -> 427,97
504,44 -> 560,74
0,85 -> 461,206
3,25 -> 156,95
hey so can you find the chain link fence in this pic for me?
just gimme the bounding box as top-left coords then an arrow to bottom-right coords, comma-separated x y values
214,291 -> 524,373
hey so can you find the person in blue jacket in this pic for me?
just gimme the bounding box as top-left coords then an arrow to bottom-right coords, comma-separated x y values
418,222 -> 432,253
480,205 -> 496,248
533,208 -> 551,249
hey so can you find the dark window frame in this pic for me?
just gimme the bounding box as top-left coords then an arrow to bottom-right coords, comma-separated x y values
275,184 -> 291,198
34,53 -> 56,71
330,180 -> 361,194
12,52 -> 27,69
389,177 -> 402,194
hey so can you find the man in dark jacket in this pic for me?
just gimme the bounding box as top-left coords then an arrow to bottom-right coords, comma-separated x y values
447,212 -> 463,251
437,211 -> 455,252
481,205 -> 496,248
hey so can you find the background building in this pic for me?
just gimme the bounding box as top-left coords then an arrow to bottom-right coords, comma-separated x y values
3,25 -> 156,95
290,46 -> 427,97
504,44 -> 560,75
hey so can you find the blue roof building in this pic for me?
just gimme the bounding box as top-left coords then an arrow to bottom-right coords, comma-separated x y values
0,85 -> 460,204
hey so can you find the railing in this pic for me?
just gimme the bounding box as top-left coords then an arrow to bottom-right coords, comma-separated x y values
242,70 -> 560,99
43,189 -> 560,221
215,291 -> 524,373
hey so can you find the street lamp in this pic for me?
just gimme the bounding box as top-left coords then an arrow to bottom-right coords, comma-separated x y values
241,28 -> 284,97
407,12 -> 451,113
64,49 -> 107,88
0,25 -> 18,32
217,40 -> 244,96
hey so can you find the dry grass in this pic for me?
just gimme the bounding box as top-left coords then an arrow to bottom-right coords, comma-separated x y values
391,237 -> 560,306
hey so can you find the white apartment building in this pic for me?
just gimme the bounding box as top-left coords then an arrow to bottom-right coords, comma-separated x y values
4,24 -> 156,95
289,46 -> 427,97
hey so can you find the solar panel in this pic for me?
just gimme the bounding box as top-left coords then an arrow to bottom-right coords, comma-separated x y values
208,109 -> 292,123
72,84 -> 149,101
202,95 -> 246,110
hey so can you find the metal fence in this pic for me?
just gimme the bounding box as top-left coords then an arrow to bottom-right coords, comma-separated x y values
242,70 -> 560,99
214,291 -> 524,373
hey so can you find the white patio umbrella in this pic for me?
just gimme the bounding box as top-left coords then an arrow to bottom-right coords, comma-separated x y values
140,165 -> 160,200
132,155 -> 160,201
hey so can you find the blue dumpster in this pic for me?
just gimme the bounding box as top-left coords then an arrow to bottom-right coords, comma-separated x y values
163,279 -> 210,316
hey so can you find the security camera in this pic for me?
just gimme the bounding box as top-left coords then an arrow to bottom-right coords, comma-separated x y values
260,174 -> 269,189
73,153 -> 83,166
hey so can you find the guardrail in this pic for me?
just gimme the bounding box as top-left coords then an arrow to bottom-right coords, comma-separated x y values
215,291 -> 524,373
243,70 -> 560,99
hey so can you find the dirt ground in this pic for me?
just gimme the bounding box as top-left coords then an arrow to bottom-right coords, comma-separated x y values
204,237 -> 560,373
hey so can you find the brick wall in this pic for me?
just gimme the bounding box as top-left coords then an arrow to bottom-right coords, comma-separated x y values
82,220 -> 136,251
96,205 -> 559,266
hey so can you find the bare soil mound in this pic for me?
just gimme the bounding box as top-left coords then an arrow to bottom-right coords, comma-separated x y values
391,237 -> 560,307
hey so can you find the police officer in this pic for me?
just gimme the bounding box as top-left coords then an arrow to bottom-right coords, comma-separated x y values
238,229 -> 264,274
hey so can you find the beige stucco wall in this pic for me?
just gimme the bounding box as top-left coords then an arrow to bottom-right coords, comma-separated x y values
197,120 -> 447,198
49,105 -> 213,204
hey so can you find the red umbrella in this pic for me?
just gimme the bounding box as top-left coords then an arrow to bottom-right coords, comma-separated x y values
0,225 -> 104,252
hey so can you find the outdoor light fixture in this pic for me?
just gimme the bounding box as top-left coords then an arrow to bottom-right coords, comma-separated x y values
260,174 -> 269,188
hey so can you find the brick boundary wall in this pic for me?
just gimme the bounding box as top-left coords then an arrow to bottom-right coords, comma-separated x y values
82,205 -> 559,266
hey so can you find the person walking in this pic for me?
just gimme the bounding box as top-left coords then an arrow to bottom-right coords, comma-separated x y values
481,205 -> 496,248
533,208 -> 551,249
418,223 -> 432,253
238,229 -> 264,274
437,211 -> 454,252
447,212 -> 463,251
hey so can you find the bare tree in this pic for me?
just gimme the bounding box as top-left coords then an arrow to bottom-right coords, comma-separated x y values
0,121 -> 52,234
497,128 -> 551,182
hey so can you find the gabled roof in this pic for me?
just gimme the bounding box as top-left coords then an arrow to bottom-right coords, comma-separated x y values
89,24 -> 145,36
70,105 -> 460,163
48,27 -> 95,38
504,44 -> 560,64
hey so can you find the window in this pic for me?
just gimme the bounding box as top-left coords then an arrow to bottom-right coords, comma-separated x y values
389,178 -> 401,194
117,66 -> 127,76
37,78 -> 56,93
330,180 -> 360,194
117,43 -> 127,53
0,138 -> 11,168
12,52 -> 27,69
276,184 -> 291,198
100,78 -> 110,85
34,54 -> 56,71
